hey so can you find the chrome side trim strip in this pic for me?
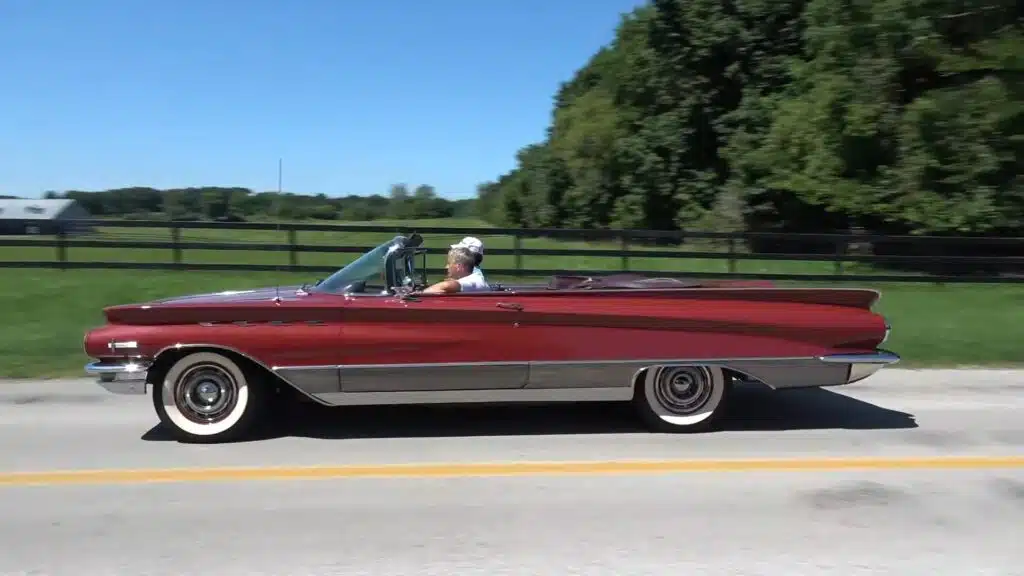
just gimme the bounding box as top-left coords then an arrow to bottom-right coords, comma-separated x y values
818,350 -> 900,365
527,362 -> 643,389
274,366 -> 340,395
331,356 -> 817,370
338,362 -> 528,393
315,387 -> 634,406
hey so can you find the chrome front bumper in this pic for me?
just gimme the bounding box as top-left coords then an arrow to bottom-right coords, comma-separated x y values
85,359 -> 153,394
819,349 -> 901,384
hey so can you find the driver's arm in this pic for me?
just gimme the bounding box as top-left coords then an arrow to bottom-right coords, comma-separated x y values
421,278 -> 462,294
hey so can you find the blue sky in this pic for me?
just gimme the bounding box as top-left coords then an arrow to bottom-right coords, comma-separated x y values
0,0 -> 644,199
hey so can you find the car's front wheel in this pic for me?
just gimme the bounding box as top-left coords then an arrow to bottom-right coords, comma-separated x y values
152,351 -> 268,443
633,364 -> 732,433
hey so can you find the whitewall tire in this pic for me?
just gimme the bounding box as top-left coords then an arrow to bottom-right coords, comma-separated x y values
152,351 -> 267,443
634,364 -> 731,433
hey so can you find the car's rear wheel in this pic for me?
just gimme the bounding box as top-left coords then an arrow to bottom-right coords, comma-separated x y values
152,351 -> 268,443
633,364 -> 731,433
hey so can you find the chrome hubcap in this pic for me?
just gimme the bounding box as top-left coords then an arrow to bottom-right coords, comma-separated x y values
653,366 -> 714,415
175,364 -> 238,424
194,381 -> 221,406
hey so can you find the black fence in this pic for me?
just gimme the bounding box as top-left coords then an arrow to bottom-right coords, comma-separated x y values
1,218 -> 1024,284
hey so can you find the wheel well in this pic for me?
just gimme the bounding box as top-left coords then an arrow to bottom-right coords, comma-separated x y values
719,366 -> 770,388
631,366 -> 651,397
146,346 -> 298,398
630,364 -> 765,394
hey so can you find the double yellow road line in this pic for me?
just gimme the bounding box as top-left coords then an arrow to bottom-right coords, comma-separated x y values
1,455 -> 1022,487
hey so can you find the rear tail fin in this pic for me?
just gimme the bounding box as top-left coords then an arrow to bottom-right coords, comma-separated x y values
675,287 -> 882,310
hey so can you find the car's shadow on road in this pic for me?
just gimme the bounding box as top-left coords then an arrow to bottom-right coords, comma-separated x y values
140,382 -> 917,443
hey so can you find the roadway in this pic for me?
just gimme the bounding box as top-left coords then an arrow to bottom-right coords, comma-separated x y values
0,369 -> 1022,575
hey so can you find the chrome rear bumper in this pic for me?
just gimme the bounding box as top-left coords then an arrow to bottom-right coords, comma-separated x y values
85,359 -> 152,394
819,349 -> 900,384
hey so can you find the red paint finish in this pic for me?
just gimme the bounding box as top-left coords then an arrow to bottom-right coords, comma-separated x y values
83,283 -> 890,369
340,296 -> 532,365
87,286 -> 348,366
84,322 -> 344,367
338,290 -> 887,364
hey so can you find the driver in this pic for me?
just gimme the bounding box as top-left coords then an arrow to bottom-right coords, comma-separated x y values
452,236 -> 485,275
421,246 -> 490,294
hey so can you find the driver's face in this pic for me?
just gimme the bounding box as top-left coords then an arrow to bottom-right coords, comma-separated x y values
446,257 -> 466,279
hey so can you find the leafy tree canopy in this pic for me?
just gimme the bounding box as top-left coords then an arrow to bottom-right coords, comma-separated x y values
479,0 -> 1023,236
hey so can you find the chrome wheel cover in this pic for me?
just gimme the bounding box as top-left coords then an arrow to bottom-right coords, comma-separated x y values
173,363 -> 239,424
652,366 -> 714,415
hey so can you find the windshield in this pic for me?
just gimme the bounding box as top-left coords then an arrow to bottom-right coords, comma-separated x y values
312,236 -> 405,294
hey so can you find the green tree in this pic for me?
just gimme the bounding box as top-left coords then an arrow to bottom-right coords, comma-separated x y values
728,0 -> 1023,235
480,0 -> 1023,241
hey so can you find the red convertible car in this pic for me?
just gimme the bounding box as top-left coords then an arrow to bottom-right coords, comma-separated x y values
83,233 -> 898,443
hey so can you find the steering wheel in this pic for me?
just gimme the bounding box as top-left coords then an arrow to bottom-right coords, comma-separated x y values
404,255 -> 426,290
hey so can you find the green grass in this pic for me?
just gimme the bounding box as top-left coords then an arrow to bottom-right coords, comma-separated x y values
0,218 -> 1021,378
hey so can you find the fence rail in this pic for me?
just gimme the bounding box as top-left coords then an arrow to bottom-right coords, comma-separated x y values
1,218 -> 1023,284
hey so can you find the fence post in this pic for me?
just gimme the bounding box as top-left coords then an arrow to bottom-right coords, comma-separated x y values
834,237 -> 846,275
56,228 -> 67,270
287,229 -> 297,269
513,235 -> 522,275
171,225 -> 182,266
621,234 -> 630,271
727,237 -> 736,273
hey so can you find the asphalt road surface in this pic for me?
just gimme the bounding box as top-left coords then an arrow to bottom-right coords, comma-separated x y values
0,368 -> 1022,575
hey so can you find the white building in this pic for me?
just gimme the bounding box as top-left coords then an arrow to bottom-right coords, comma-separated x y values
0,198 -> 93,235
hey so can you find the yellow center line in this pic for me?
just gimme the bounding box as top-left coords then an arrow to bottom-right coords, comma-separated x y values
0,456 -> 1022,487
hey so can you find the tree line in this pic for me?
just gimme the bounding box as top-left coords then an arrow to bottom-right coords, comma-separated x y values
476,0 -> 1022,243
42,184 -> 476,222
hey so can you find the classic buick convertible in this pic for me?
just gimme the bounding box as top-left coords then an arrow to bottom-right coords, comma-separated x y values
83,233 -> 898,443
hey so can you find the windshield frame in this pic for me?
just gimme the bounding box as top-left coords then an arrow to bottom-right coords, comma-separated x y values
310,235 -> 411,295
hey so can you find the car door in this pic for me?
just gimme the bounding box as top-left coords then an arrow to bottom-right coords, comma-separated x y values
489,294 -> 654,392
337,293 -> 529,393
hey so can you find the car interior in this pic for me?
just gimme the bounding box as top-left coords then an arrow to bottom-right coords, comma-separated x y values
331,233 -> 754,298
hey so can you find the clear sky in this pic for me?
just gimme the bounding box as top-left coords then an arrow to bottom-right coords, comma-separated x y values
0,0 -> 644,199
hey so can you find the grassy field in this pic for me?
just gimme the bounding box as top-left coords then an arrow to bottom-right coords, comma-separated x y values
0,218 -> 1021,377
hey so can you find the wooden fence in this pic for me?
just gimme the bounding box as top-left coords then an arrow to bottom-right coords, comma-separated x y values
1,218 -> 1023,283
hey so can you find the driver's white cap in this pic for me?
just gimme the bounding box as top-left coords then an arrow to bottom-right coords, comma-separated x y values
451,236 -> 483,255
